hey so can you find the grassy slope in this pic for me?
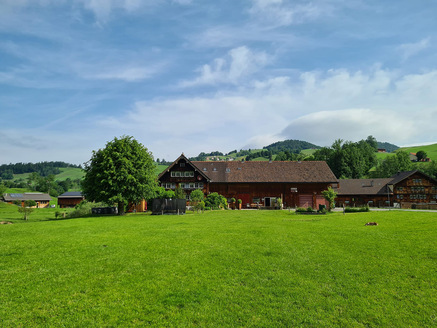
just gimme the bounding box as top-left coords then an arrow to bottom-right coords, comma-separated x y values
0,210 -> 436,327
399,143 -> 437,161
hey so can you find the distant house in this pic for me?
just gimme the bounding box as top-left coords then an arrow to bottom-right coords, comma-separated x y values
377,148 -> 386,153
336,170 -> 437,209
57,191 -> 84,208
2,193 -> 52,208
159,154 -> 338,209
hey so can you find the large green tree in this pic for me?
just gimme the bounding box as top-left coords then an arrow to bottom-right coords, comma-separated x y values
82,136 -> 158,215
372,151 -> 413,178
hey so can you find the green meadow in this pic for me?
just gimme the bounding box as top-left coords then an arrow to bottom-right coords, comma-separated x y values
1,208 -> 436,327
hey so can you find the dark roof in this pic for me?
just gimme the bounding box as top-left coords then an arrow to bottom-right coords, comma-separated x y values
191,160 -> 338,183
389,170 -> 437,185
336,179 -> 392,195
2,193 -> 52,202
58,192 -> 84,198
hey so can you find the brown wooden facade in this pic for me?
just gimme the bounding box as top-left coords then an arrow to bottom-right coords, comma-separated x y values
336,171 -> 437,208
57,192 -> 85,208
159,154 -> 338,209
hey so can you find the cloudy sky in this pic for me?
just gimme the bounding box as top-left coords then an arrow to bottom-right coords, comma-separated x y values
1,0 -> 436,165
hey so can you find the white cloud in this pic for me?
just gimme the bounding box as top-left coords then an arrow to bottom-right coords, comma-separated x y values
398,38 -> 430,61
102,66 -> 437,160
85,65 -> 159,82
180,46 -> 270,87
249,0 -> 325,27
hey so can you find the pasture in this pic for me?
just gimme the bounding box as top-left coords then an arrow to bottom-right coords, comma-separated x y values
1,209 -> 436,327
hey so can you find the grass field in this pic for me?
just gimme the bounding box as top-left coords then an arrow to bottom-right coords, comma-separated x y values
1,208 -> 436,327
399,143 -> 437,162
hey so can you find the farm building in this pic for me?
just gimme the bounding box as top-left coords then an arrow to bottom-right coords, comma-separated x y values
336,170 -> 437,209
158,154 -> 338,209
57,191 -> 85,208
2,193 -> 52,208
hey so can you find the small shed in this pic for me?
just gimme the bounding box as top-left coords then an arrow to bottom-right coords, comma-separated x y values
58,191 -> 84,208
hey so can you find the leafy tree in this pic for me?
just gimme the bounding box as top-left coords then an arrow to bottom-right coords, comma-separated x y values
18,200 -> 37,220
372,151 -> 413,178
0,183 -> 6,196
190,189 -> 204,203
313,138 -> 376,179
365,135 -> 378,151
416,150 -> 427,161
205,192 -> 227,210
190,189 -> 205,212
322,187 -> 337,211
174,186 -> 186,199
82,136 -> 158,215
156,187 -> 176,199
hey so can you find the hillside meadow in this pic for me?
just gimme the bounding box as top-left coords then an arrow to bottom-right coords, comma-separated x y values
1,208 -> 436,327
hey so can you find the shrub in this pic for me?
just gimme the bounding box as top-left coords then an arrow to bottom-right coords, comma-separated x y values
204,206 -> 211,211
230,198 -> 236,203
306,206 -> 315,213
295,207 -> 307,213
205,192 -> 227,209
68,201 -> 109,218
345,206 -> 370,213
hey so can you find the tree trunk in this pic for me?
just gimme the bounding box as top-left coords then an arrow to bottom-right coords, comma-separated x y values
118,202 -> 125,215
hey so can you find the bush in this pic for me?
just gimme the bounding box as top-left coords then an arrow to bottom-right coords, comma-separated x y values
205,192 -> 227,209
68,201 -> 109,218
345,206 -> 370,213
306,206 -> 315,213
204,206 -> 211,211
295,207 -> 307,213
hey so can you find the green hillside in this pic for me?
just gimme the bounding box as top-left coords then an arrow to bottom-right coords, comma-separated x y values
399,143 -> 437,162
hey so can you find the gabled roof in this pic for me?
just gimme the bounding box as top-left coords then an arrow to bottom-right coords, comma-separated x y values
2,193 -> 52,202
58,191 -> 84,198
389,170 -> 437,185
191,160 -> 338,183
158,153 -> 210,181
336,178 -> 392,195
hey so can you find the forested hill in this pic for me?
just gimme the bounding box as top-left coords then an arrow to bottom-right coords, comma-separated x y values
377,141 -> 399,153
263,139 -> 320,153
0,161 -> 81,180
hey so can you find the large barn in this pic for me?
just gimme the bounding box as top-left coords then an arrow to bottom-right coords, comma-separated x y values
158,154 -> 338,209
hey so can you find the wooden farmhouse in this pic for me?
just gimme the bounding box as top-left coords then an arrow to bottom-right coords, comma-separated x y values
336,170 -> 437,209
2,193 -> 52,208
158,154 -> 338,209
57,191 -> 85,208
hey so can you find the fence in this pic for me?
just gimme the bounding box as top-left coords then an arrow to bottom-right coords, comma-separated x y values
151,199 -> 186,215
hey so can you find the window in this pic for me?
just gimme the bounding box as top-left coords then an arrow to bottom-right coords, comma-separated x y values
226,168 -> 231,173
253,198 -> 260,203
189,183 -> 195,189
180,183 -> 186,189
203,168 -> 207,172
180,162 -> 185,167
397,187 -> 404,192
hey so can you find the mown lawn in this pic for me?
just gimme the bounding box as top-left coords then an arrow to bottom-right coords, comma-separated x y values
1,210 -> 436,327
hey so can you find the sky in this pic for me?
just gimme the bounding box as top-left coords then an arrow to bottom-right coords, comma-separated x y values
1,0 -> 437,165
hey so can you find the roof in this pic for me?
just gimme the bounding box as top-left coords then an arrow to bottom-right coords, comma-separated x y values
191,160 -> 338,183
336,179 -> 392,195
2,193 -> 52,202
389,170 -> 437,185
337,170 -> 437,195
58,191 -> 84,198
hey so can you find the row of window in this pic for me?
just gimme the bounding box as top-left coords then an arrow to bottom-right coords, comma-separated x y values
162,182 -> 204,189
171,171 -> 194,177
397,186 -> 437,193
412,179 -> 423,184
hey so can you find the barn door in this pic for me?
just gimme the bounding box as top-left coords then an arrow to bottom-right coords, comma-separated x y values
298,194 -> 313,208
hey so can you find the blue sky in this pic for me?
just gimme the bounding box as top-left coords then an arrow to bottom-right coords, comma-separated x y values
1,0 -> 437,165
